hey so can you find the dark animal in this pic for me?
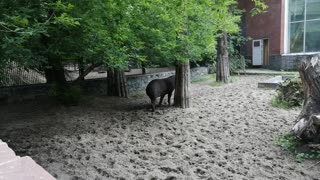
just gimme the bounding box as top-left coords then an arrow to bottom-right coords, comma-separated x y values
146,75 -> 175,111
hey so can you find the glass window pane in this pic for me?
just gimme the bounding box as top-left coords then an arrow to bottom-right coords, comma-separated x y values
289,22 -> 304,53
306,0 -> 320,20
289,0 -> 306,22
305,20 -> 320,52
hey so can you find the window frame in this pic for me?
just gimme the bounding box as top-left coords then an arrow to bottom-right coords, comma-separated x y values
284,0 -> 320,55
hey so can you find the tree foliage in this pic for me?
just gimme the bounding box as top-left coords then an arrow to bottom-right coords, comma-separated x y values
250,0 -> 268,15
0,0 -> 266,80
0,0 -> 142,73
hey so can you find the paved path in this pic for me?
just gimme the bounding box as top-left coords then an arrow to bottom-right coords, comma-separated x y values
0,139 -> 56,180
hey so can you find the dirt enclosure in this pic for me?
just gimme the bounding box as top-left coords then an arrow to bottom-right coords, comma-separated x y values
0,75 -> 319,180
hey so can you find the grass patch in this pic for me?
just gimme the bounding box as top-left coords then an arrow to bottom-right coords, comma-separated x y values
209,81 -> 224,87
209,75 -> 239,87
50,84 -> 83,106
271,96 -> 291,109
129,91 -> 145,99
275,133 -> 320,162
192,74 -> 239,87
275,133 -> 302,152
191,75 -> 215,83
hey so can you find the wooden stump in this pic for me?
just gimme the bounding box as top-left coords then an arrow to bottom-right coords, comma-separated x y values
292,54 -> 320,141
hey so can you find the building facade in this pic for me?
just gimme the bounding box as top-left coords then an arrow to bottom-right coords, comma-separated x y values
238,0 -> 320,70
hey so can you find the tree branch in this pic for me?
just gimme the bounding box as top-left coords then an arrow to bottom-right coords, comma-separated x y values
73,62 -> 103,83
0,23 -> 30,34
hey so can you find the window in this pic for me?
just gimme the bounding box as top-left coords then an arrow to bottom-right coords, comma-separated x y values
288,0 -> 320,53
254,41 -> 260,47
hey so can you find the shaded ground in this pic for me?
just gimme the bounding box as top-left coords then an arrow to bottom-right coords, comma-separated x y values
0,75 -> 319,180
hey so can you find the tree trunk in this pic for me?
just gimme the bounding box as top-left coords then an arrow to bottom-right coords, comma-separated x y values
107,68 -> 128,98
41,27 -> 66,85
44,58 -> 67,85
216,31 -> 230,83
174,61 -> 190,108
292,54 -> 320,141
78,59 -> 85,81
44,68 -> 54,84
41,9 -> 67,85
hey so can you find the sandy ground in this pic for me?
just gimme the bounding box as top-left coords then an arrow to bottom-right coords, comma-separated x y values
0,75 -> 320,180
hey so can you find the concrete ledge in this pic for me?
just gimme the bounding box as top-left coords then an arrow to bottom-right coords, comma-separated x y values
258,76 -> 291,89
237,69 -> 298,76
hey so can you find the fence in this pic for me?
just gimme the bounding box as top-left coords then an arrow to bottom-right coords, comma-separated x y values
0,63 -> 46,87
0,64 -> 176,87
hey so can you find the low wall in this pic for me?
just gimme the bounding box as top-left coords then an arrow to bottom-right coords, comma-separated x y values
0,84 -> 52,104
245,54 -> 314,70
127,67 -> 208,92
0,67 -> 208,104
127,71 -> 175,92
267,55 -> 313,70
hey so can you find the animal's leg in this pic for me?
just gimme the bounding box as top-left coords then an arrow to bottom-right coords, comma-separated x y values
168,91 -> 173,106
159,95 -> 165,106
151,98 -> 156,111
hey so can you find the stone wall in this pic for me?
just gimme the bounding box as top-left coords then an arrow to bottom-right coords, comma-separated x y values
81,78 -> 108,95
128,66 -> 208,92
245,54 -> 313,70
127,71 -> 175,92
0,67 -> 208,104
0,84 -> 52,104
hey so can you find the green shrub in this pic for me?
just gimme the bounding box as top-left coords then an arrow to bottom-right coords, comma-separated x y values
227,32 -> 248,75
50,84 -> 82,106
208,61 -> 216,74
271,96 -> 291,109
275,133 -> 320,162
272,77 -> 304,108
229,54 -> 247,75
296,152 -> 320,162
275,133 -> 302,152
208,55 -> 246,76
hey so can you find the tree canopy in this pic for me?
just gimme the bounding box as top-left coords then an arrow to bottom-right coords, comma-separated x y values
0,0 -> 266,81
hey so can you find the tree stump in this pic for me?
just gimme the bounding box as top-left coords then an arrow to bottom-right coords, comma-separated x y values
292,54 -> 320,141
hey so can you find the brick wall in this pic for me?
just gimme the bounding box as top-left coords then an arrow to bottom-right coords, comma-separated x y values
238,0 -> 285,56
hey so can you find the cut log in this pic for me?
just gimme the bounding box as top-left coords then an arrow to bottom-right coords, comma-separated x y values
291,54 -> 320,140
